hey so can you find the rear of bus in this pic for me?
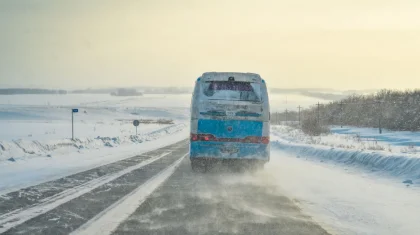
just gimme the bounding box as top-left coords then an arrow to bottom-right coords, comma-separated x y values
190,72 -> 270,170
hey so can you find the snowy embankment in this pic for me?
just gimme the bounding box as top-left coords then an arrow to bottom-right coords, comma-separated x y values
271,126 -> 420,183
0,94 -> 191,163
0,123 -> 186,162
0,94 -> 191,192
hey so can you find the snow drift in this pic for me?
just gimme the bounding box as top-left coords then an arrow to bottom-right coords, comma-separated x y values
0,123 -> 186,162
272,139 -> 420,181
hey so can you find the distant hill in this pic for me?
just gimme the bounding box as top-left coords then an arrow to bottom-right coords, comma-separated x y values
72,88 -> 114,94
0,87 -> 375,100
0,88 -> 67,95
111,88 -> 142,96
70,87 -> 193,95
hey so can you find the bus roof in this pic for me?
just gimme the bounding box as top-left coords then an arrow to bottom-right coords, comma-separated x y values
201,72 -> 262,83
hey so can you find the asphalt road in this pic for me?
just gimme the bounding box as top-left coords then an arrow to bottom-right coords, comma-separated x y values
0,140 -> 330,235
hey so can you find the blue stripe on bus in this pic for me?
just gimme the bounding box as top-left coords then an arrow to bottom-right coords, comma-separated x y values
235,111 -> 261,117
200,111 -> 261,117
200,111 -> 226,116
190,142 -> 269,160
197,119 -> 263,138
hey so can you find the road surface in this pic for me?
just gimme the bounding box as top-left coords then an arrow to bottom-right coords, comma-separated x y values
0,140 -> 330,235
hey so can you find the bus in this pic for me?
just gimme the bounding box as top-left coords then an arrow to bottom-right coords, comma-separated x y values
190,72 -> 270,172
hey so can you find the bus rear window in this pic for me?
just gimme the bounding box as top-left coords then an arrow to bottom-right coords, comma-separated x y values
201,81 -> 261,102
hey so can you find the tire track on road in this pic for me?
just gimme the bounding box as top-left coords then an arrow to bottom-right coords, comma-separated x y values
73,154 -> 187,235
0,141 -> 188,235
0,140 -> 187,215
111,157 -> 331,235
0,152 -> 171,233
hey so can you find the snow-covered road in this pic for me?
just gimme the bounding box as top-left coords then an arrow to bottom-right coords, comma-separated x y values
0,141 -> 330,235
1,139 -> 419,235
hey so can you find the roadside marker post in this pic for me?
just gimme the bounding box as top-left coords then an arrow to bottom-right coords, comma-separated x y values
72,109 -> 78,140
133,120 -> 140,135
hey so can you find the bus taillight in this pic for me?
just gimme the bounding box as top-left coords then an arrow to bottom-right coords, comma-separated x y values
191,134 -> 198,141
261,137 -> 270,144
191,134 -> 216,142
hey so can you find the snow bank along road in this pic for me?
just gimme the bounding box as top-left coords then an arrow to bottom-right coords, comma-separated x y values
0,140 -> 330,235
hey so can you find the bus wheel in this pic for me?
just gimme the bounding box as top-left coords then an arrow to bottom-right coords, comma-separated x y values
191,159 -> 206,173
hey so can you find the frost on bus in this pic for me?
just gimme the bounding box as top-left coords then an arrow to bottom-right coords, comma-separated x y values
190,72 -> 270,172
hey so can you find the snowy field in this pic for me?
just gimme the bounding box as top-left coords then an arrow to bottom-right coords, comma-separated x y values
0,93 -> 318,145
270,125 -> 420,235
273,125 -> 420,155
0,94 -> 193,192
0,92 -> 319,192
331,126 -> 420,148
4,92 -> 419,234
271,125 -> 420,184
0,94 -> 191,141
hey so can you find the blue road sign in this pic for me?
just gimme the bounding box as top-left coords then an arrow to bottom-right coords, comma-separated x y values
72,109 -> 79,113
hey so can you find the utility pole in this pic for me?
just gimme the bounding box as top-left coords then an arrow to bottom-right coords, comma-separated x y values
377,101 -> 382,134
71,108 -> 78,140
275,112 -> 278,125
379,115 -> 382,134
297,105 -> 302,126
316,102 -> 321,125
339,101 -> 343,128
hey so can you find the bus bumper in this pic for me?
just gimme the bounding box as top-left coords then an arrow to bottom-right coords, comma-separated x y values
190,141 -> 270,161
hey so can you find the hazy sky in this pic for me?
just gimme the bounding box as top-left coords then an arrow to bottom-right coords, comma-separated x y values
1,0 -> 420,89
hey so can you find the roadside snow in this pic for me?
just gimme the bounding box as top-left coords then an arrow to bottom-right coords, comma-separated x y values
0,94 -> 191,193
331,126 -> 420,148
272,125 -> 420,154
271,125 -> 420,184
0,126 -> 188,194
0,93 -> 191,162
269,125 -> 420,234
0,123 -> 186,162
265,150 -> 420,235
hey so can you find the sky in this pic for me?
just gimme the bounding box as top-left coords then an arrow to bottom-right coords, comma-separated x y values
1,0 -> 420,90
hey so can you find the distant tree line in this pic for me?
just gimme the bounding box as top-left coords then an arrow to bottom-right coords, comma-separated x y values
0,88 -> 67,95
303,89 -> 420,132
111,88 -> 142,96
71,88 -> 114,94
0,87 -> 192,95
71,87 -> 192,94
